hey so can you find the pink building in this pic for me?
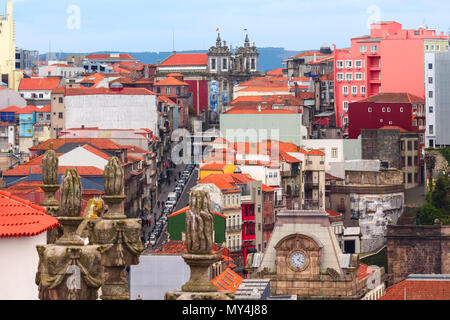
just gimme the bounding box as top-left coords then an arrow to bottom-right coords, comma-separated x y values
333,21 -> 448,133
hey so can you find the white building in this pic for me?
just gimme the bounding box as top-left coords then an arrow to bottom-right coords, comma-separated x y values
0,190 -> 59,300
64,86 -> 159,136
38,63 -> 85,78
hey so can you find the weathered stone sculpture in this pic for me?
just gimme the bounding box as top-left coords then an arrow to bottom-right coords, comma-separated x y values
40,143 -> 61,243
89,157 -> 144,300
185,191 -> 214,254
36,169 -> 104,300
165,188 -> 234,300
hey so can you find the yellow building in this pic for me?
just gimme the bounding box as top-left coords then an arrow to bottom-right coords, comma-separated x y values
199,162 -> 236,180
0,1 -> 22,91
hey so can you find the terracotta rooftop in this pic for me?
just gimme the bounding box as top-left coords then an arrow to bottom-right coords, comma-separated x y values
15,105 -> 39,114
154,76 -> 189,87
0,105 -> 21,113
380,275 -> 450,300
0,191 -> 60,238
237,86 -> 289,93
168,206 -> 226,219
358,92 -> 425,104
81,144 -> 111,161
4,165 -> 104,176
159,53 -> 208,66
198,173 -> 255,193
65,87 -> 156,96
266,68 -> 284,76
290,50 -> 329,59
200,162 -> 230,171
212,268 -> 243,292
19,78 -> 61,91
29,138 -> 124,151
226,108 -> 295,114
86,53 -> 136,60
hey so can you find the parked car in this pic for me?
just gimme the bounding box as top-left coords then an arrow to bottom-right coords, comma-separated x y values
150,235 -> 156,246
167,192 -> 178,202
175,186 -> 183,195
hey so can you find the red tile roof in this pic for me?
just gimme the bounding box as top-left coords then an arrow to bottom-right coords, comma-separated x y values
380,277 -> 450,300
307,149 -> 326,156
266,68 -> 284,76
4,165 -> 104,176
0,191 -> 60,238
326,209 -> 342,218
262,184 -> 275,192
379,125 -> 408,132
81,144 -> 111,160
359,92 -> 425,104
226,108 -> 295,114
86,53 -> 136,60
166,73 -> 184,77
325,173 -> 344,181
37,105 -> 51,113
65,87 -> 156,96
122,145 -> 149,154
154,76 -> 189,87
0,105 -> 21,113
15,105 -> 39,114
200,162 -> 230,171
29,138 -> 124,151
19,78 -> 61,91
237,86 -> 289,93
291,51 -> 328,59
159,53 -> 208,66
212,268 -> 243,292
357,263 -> 376,281
198,173 -> 255,193
168,206 -> 226,219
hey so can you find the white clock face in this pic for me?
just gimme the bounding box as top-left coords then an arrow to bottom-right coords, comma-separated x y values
291,252 -> 306,268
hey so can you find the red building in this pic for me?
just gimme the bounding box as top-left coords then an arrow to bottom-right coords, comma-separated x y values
348,92 -> 425,139
154,74 -> 191,128
333,21 -> 448,131
241,202 -> 256,265
157,53 -> 209,116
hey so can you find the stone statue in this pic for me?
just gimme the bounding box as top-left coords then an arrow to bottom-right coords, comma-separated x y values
59,169 -> 82,217
104,157 -> 124,196
42,143 -> 58,185
185,190 -> 214,254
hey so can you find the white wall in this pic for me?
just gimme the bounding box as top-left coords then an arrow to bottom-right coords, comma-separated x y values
65,94 -> 159,136
0,232 -> 46,300
58,146 -> 109,169
301,139 -> 345,171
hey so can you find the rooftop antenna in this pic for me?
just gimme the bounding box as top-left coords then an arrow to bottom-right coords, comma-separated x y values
172,28 -> 175,53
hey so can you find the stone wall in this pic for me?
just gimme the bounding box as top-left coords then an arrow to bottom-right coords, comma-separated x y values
362,129 -> 401,169
386,225 -> 450,285
346,169 -> 403,186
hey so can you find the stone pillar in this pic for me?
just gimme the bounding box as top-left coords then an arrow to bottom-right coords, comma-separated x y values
39,143 -> 62,244
165,189 -> 234,300
89,157 -> 144,300
35,169 -> 104,300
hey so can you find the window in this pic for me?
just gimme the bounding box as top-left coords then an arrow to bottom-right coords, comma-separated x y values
345,73 -> 353,81
345,60 -> 353,69
58,112 -> 63,119
351,86 -> 357,96
414,140 -> 418,150
429,91 -> 433,98
223,81 -> 228,91
387,107 -> 391,112
337,73 -> 344,81
408,156 -> 412,166
343,101 -> 349,112
343,86 -> 348,96
251,58 -> 256,70
176,87 -> 181,95
355,72 -> 363,80
428,63 -> 433,69
431,45 -> 435,50
211,58 -> 216,70
337,60 -> 344,69
360,46 -> 367,54
166,87 -> 172,94
407,141 -> 412,151
400,107 -> 404,112
413,119 -> 417,126
408,173 -> 412,183
355,60 -> 363,69
332,148 -> 338,158
222,58 -> 228,70
429,106 -> 433,113
425,44 -> 429,51
382,107 -> 386,112
371,45 -> 378,54
429,125 -> 434,134
368,107 -> 372,112
38,93 -> 44,99
419,119 -> 423,126
343,116 -> 348,125
361,86 -> 366,96
429,77 -> 433,84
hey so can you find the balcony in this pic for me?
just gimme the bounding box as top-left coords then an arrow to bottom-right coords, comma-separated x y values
228,246 -> 243,253
304,180 -> 319,189
303,199 -> 319,210
226,224 -> 242,232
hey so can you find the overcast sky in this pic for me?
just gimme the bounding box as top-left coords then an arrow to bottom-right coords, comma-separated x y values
7,0 -> 450,53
